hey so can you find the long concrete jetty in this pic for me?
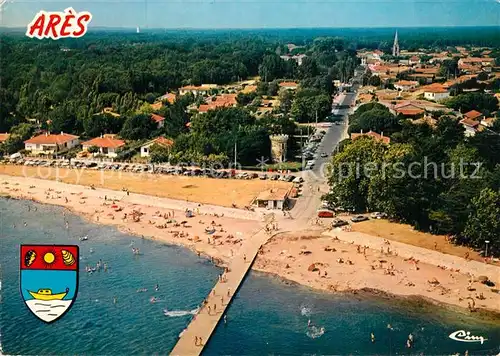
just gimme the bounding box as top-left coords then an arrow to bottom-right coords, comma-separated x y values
169,229 -> 271,355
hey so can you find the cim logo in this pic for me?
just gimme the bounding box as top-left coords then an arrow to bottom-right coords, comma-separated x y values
26,8 -> 92,40
449,330 -> 488,344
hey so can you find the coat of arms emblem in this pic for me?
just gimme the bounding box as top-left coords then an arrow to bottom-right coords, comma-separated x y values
20,245 -> 79,323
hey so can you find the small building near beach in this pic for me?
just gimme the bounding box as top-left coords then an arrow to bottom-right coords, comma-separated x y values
81,134 -> 125,158
24,132 -> 80,155
253,187 -> 291,210
140,136 -> 174,158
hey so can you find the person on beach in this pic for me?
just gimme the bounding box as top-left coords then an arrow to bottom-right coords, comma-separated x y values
221,296 -> 224,305
213,304 -> 217,313
227,288 -> 231,297
243,254 -> 247,262
195,336 -> 198,346
207,306 -> 211,314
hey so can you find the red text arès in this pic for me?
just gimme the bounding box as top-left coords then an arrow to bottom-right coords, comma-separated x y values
26,8 -> 92,40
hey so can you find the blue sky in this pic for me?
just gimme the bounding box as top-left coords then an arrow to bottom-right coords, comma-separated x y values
1,0 -> 499,28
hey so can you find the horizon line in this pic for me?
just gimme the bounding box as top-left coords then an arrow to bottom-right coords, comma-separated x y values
2,25 -> 499,30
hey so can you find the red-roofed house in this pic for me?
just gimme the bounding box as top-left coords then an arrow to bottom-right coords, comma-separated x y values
81,134 -> 125,158
350,130 -> 391,144
140,136 -> 174,158
394,80 -> 419,91
463,110 -> 483,121
423,84 -> 450,101
409,56 -> 420,65
24,132 -> 80,154
0,133 -> 10,143
198,94 -> 237,113
460,118 -> 481,137
279,82 -> 298,90
394,103 -> 425,118
157,93 -> 176,104
151,114 -> 166,129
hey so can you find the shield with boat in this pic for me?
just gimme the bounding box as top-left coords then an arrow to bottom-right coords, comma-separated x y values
20,244 -> 79,323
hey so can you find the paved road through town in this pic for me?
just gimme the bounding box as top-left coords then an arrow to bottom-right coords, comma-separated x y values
290,89 -> 358,223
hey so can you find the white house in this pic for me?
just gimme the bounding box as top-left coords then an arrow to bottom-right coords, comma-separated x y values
81,135 -> 125,158
140,136 -> 174,158
151,114 -> 165,129
423,85 -> 450,101
24,132 -> 80,154
460,118 -> 481,137
252,188 -> 290,210
279,54 -> 307,66
394,80 -> 419,91
179,84 -> 218,96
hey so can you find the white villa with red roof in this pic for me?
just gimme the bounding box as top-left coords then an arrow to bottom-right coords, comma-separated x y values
423,84 -> 450,102
24,132 -> 80,154
151,114 -> 166,129
81,135 -> 125,158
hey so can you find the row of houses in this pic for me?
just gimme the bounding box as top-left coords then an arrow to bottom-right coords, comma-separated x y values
17,132 -> 173,159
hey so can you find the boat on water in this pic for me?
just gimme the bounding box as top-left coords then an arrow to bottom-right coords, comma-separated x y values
28,288 -> 69,301
79,235 -> 89,241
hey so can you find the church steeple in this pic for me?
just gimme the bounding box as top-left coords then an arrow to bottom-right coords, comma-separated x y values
392,31 -> 400,57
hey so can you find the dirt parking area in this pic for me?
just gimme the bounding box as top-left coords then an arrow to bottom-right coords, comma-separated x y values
0,165 -> 292,208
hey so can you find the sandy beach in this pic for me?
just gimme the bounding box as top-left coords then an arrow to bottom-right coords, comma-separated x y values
2,173 -> 499,318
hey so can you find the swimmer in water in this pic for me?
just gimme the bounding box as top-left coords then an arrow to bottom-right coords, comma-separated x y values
371,332 -> 375,343
150,297 -> 157,303
308,319 -> 312,327
113,297 -> 117,304
155,284 -> 159,291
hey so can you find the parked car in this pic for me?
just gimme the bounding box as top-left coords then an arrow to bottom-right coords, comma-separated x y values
270,174 -> 279,180
351,215 -> 369,223
292,176 -> 304,183
370,212 -> 388,219
317,209 -> 335,218
320,152 -> 328,158
332,218 -> 348,227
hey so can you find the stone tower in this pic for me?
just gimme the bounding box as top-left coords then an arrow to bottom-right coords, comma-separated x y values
392,31 -> 400,57
270,134 -> 289,163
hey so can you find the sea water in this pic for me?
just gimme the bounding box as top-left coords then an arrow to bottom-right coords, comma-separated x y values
0,198 -> 499,355
0,198 -> 221,355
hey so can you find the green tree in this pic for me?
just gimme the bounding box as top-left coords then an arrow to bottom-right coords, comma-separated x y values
149,143 -> 171,163
368,75 -> 382,87
325,137 -> 386,212
278,90 -> 294,114
463,188 -> 500,255
119,114 -> 156,140
87,145 -> 99,154
444,92 -> 499,114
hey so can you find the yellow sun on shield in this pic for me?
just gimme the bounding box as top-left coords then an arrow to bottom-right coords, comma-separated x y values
43,252 -> 55,264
